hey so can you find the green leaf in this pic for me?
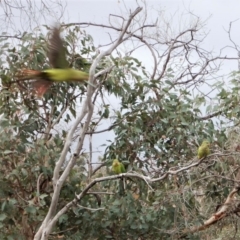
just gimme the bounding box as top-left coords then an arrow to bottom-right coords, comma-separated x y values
3,150 -> 14,155
59,214 -> 68,224
26,205 -> 37,214
0,213 -> 7,221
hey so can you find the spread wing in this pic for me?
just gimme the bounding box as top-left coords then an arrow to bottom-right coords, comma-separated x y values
48,27 -> 68,68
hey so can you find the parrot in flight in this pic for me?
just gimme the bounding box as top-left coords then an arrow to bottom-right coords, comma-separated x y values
198,140 -> 210,159
17,27 -> 89,96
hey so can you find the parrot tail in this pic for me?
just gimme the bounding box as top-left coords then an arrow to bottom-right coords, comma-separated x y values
15,69 -> 52,97
119,179 -> 125,196
17,69 -> 42,80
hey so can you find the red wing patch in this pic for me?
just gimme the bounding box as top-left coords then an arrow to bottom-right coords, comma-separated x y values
32,80 -> 52,97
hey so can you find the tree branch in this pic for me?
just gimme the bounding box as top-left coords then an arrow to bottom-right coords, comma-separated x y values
35,7 -> 143,240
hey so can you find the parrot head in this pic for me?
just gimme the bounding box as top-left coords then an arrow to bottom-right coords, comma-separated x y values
202,140 -> 210,146
112,159 -> 120,167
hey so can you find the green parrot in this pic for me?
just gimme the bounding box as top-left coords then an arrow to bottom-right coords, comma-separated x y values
112,159 -> 126,196
198,140 -> 210,159
112,159 -> 126,174
18,27 -> 89,96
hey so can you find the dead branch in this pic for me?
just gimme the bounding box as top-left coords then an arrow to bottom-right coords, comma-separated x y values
179,186 -> 240,238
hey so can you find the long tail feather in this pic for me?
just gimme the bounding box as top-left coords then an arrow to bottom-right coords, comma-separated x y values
17,69 -> 42,80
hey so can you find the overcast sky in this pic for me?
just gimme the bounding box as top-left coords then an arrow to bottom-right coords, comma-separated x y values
2,0 -> 239,76
67,0 -> 240,55
2,0 -> 240,56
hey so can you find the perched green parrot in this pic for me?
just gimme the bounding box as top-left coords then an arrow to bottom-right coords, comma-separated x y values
112,159 -> 126,196
112,159 -> 126,174
17,27 -> 89,96
198,140 -> 210,159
